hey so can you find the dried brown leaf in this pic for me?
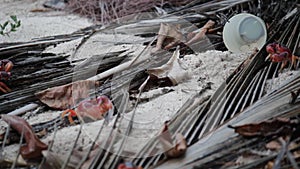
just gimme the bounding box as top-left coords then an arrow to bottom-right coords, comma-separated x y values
147,48 -> 189,85
1,115 -> 48,160
265,161 -> 274,169
185,20 -> 215,46
229,118 -> 296,137
152,20 -> 215,53
235,153 -> 260,165
266,140 -> 281,150
152,23 -> 185,53
159,122 -> 187,158
35,80 -> 99,110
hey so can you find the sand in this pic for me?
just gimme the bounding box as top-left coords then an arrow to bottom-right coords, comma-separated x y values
0,0 -> 92,43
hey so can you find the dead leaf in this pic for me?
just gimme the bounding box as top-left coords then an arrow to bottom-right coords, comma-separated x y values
152,23 -> 185,53
1,115 -> 48,161
147,47 -> 190,85
35,80 -> 99,110
235,153 -> 260,165
152,20 -> 215,53
35,128 -> 48,138
266,140 -> 281,150
228,118 -> 297,137
265,161 -> 274,169
293,150 -> 300,159
185,20 -> 215,46
158,121 -> 187,158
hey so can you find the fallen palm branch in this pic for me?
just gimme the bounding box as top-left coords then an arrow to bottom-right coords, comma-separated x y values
172,73 -> 300,169
0,31 -> 89,58
130,6 -> 300,169
0,50 -> 127,113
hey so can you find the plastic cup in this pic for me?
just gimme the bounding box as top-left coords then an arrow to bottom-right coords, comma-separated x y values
223,13 -> 267,53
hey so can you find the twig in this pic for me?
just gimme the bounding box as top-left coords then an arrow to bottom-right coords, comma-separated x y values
61,125 -> 83,169
286,150 -> 300,169
38,121 -> 59,169
11,125 -> 24,169
76,119 -> 105,169
8,103 -> 39,116
273,137 -> 288,169
2,124 -> 10,149
109,75 -> 150,169
70,29 -> 98,64
88,90 -> 129,169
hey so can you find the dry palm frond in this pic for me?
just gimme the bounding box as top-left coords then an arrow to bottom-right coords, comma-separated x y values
1,1 -> 299,169
131,2 -> 300,169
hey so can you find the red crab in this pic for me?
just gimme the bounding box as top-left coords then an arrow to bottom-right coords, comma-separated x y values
0,59 -> 13,93
117,162 -> 143,169
61,95 -> 113,125
265,42 -> 300,71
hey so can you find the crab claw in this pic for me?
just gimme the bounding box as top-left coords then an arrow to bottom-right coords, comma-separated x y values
0,60 -> 13,72
0,81 -> 11,93
266,43 -> 275,54
61,109 -> 77,125
97,95 -> 114,124
4,61 -> 13,72
97,96 -> 113,109
291,55 -> 300,69
118,162 -> 143,169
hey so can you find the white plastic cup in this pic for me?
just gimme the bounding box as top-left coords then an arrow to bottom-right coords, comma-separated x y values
223,13 -> 267,53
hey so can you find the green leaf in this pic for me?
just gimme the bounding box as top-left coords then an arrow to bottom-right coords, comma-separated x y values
10,15 -> 17,22
10,23 -> 15,29
16,20 -> 21,27
0,15 -> 21,36
2,21 -> 9,29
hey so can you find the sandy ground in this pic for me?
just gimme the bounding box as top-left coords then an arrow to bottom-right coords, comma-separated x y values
2,0 -> 295,167
0,0 -> 92,43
